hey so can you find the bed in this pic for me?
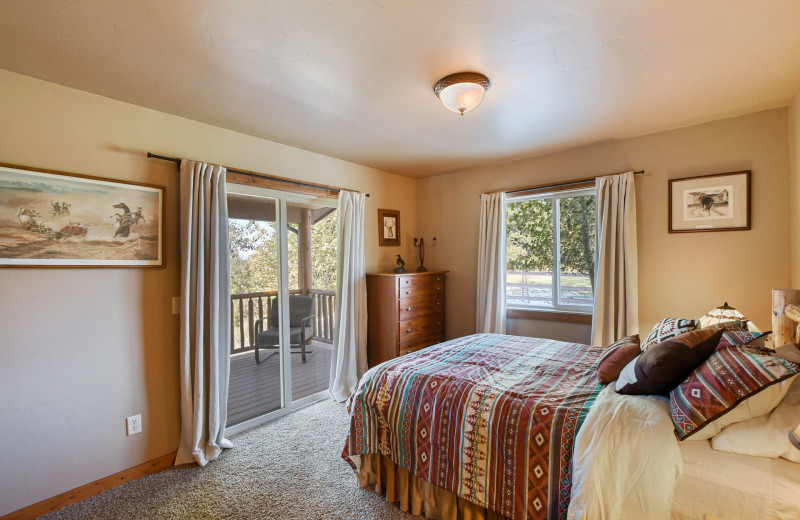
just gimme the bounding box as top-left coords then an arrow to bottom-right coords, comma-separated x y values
342,332 -> 800,520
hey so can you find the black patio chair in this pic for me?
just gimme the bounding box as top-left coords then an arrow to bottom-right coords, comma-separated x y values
254,295 -> 315,364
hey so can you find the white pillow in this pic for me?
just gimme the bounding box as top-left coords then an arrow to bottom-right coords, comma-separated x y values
710,376 -> 800,463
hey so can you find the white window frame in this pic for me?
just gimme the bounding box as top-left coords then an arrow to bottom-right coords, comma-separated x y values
505,187 -> 596,314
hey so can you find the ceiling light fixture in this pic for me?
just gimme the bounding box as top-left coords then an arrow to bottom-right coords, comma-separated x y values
434,72 -> 491,116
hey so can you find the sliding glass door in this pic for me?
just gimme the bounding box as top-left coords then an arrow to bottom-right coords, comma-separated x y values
225,184 -> 337,434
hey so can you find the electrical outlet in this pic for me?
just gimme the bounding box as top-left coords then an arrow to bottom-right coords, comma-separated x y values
126,414 -> 142,436
172,297 -> 180,315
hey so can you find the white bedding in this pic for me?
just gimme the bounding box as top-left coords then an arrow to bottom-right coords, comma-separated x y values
568,384 -> 683,520
568,383 -> 800,520
671,440 -> 800,520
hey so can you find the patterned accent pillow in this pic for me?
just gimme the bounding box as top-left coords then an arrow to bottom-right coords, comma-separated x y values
596,335 -> 640,384
670,345 -> 800,440
716,328 -> 771,350
641,318 -> 697,352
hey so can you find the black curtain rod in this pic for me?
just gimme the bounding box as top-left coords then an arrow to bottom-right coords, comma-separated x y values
505,170 -> 645,196
147,152 -> 369,197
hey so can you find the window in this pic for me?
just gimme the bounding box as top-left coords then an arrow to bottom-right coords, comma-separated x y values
506,187 -> 596,313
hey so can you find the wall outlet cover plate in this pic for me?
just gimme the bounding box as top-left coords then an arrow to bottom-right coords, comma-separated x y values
126,414 -> 142,436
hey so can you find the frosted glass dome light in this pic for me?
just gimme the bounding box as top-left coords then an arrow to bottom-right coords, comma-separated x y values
434,72 -> 491,116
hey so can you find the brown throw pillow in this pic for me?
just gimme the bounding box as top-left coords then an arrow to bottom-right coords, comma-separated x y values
597,335 -> 641,384
616,328 -> 723,395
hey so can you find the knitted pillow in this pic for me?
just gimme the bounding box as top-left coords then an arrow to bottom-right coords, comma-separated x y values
641,318 -> 697,352
670,345 -> 800,440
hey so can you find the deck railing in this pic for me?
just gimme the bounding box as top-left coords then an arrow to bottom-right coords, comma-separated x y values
230,289 -> 336,354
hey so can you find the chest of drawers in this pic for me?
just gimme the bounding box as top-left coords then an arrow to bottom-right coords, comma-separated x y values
365,270 -> 447,368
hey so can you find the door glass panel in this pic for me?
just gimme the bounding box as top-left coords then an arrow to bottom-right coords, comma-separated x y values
227,195 -> 284,425
287,202 -> 337,402
557,194 -> 595,307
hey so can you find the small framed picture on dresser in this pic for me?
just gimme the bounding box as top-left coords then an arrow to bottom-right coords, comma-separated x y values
378,208 -> 400,246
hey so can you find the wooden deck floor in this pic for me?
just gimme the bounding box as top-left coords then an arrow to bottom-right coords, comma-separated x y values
227,341 -> 332,425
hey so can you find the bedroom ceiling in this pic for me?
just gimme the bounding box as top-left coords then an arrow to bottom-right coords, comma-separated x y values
1,1 -> 799,178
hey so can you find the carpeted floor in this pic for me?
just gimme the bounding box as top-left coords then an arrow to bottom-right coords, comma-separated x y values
42,400 -> 416,520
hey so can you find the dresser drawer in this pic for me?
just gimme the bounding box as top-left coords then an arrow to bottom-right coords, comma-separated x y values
398,294 -> 444,321
399,337 -> 443,357
399,313 -> 445,346
398,275 -> 446,299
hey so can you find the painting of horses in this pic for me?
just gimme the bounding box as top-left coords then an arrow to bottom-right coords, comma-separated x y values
669,170 -> 750,233
0,163 -> 164,267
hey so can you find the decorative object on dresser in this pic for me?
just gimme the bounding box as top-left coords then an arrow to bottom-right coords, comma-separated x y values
668,170 -> 750,233
772,289 -> 800,346
377,208 -> 400,246
412,236 -> 436,272
394,254 -> 406,273
365,270 -> 447,367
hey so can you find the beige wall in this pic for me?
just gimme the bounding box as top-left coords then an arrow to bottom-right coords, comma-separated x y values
789,91 -> 800,287
0,69 -> 416,516
418,108 -> 792,343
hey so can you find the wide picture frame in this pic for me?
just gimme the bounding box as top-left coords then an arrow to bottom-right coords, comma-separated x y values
0,162 -> 165,267
668,170 -> 751,233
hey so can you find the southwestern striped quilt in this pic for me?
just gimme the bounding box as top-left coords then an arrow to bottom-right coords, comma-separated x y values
343,333 -> 603,520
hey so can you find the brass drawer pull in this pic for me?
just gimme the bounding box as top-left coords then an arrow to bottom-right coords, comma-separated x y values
405,291 -> 412,295
406,329 -> 412,333
406,307 -> 412,311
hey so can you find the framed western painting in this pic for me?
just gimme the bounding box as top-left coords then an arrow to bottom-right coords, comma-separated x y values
668,170 -> 751,233
378,208 -> 400,246
0,163 -> 165,267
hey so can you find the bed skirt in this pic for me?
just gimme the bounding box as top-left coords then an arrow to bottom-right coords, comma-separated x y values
355,453 -> 511,520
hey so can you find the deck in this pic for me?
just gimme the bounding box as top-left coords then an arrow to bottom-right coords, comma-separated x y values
227,340 -> 332,425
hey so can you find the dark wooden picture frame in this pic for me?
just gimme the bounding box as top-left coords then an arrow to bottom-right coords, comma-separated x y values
668,170 -> 751,233
0,162 -> 166,267
377,208 -> 400,246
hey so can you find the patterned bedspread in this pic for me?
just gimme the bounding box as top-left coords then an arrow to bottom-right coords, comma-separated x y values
343,333 -> 603,520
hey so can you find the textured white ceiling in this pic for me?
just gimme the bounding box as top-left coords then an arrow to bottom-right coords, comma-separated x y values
1,1 -> 800,177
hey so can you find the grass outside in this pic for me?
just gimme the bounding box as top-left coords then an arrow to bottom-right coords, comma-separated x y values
506,271 -> 591,288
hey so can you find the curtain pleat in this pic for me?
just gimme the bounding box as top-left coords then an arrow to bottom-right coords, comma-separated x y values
476,192 -> 507,334
329,191 -> 367,402
591,171 -> 639,345
175,160 -> 233,466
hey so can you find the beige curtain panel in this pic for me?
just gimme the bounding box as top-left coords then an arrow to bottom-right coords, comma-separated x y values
591,171 -> 639,346
175,160 -> 233,466
476,191 -> 507,334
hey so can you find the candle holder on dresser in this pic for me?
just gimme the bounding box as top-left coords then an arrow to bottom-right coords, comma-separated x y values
413,237 -> 437,272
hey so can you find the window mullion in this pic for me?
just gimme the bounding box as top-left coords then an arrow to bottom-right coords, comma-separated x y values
553,197 -> 560,310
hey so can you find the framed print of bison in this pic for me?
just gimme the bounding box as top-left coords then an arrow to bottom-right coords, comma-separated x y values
0,163 -> 165,267
668,170 -> 750,233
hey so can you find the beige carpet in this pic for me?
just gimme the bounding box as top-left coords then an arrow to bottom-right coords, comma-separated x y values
42,400 -> 415,520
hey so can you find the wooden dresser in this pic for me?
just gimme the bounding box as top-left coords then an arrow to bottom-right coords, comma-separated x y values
366,270 -> 447,367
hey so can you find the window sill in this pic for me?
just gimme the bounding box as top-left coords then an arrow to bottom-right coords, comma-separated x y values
506,308 -> 593,324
